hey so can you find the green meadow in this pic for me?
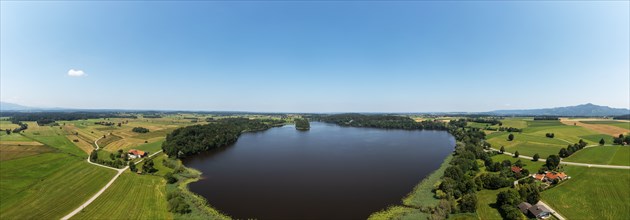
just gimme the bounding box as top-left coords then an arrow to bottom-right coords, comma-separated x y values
0,153 -> 116,219
71,171 -> 172,220
563,146 -> 630,166
542,166 -> 630,219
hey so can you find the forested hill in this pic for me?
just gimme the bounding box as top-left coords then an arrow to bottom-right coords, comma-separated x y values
489,103 -> 629,117
161,118 -> 285,158
309,113 -> 448,130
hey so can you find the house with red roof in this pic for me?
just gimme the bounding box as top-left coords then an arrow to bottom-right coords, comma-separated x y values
128,149 -> 147,159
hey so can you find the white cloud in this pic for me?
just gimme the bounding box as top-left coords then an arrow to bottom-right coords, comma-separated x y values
67,69 -> 86,77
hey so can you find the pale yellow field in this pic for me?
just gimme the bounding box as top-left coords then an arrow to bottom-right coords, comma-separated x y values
560,118 -> 629,136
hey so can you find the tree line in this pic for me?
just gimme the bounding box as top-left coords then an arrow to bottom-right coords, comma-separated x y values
4,112 -> 137,125
161,118 -> 286,158
309,113 -> 449,130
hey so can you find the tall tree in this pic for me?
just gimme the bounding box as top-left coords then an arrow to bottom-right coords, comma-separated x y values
599,138 -> 605,145
508,133 -> 514,141
546,155 -> 561,170
532,153 -> 540,162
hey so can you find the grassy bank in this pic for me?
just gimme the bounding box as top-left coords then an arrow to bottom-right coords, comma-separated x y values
368,154 -> 454,219
161,156 -> 231,220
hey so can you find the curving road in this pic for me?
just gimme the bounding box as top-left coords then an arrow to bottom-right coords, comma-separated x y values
60,137 -> 162,220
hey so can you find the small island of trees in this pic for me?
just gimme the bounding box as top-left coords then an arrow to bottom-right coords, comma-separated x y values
132,127 -> 150,133
295,118 -> 310,130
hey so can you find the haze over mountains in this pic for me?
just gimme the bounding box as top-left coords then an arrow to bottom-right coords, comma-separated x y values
488,103 -> 629,117
1,102 -> 628,117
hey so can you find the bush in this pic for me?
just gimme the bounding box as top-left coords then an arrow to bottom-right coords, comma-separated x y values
164,172 -> 178,184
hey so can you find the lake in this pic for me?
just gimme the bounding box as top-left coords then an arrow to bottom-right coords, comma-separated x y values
183,122 -> 455,219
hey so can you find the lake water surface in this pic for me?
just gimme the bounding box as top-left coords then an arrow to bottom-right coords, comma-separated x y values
183,122 -> 454,219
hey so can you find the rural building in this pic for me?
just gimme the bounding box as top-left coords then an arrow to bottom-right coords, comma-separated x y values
517,202 -> 552,219
531,171 -> 569,183
128,149 -> 147,159
511,166 -> 523,173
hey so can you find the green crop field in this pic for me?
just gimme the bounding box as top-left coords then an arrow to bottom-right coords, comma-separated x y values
500,118 -> 529,129
71,172 -> 172,220
563,146 -> 630,166
0,153 -> 116,219
542,166 -> 630,219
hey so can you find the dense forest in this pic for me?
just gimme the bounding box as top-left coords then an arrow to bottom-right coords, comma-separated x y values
3,112 -> 137,126
294,118 -> 310,130
161,118 -> 285,158
308,113 -> 448,130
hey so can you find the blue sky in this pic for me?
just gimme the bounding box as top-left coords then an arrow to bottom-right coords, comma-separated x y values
1,1 -> 628,112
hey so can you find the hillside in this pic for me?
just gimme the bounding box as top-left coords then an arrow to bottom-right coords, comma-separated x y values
489,103 -> 629,117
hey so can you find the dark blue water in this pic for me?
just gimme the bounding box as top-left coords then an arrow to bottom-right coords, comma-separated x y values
183,122 -> 454,220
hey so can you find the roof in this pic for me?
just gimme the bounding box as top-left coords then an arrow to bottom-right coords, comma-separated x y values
511,166 -> 523,173
517,202 -> 532,214
545,172 -> 567,180
528,205 -> 551,217
533,174 -> 545,181
128,149 -> 146,156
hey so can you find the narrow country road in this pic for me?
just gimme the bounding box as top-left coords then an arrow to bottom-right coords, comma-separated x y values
60,137 -> 162,220
486,148 -> 630,170
538,200 -> 567,220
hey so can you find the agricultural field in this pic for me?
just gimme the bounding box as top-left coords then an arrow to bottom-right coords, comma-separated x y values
71,171 -> 172,220
542,166 -> 630,219
0,153 -> 116,219
563,146 -> 630,166
0,139 -> 56,161
580,120 -> 630,130
485,118 -> 621,158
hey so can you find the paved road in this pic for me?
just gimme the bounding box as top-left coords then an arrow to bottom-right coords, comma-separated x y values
538,200 -> 567,220
61,137 -> 162,220
486,148 -> 630,170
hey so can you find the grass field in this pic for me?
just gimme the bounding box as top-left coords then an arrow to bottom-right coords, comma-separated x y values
22,124 -> 87,157
0,140 -> 56,161
71,171 -> 173,220
475,189 -> 502,220
542,166 -> 630,219
563,146 -> 630,166
0,153 -> 116,219
486,118 -> 609,159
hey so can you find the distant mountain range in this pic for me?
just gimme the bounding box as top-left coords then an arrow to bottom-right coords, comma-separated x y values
0,102 -> 36,111
488,103 -> 629,117
1,102 -> 628,117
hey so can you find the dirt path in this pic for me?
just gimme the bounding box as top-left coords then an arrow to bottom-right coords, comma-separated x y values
61,138 -> 162,220
559,118 -> 629,137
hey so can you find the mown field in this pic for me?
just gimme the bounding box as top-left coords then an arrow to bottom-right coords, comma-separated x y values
542,166 -> 630,219
0,153 -> 116,219
563,146 -> 630,166
71,171 -> 172,220
485,118 -> 620,159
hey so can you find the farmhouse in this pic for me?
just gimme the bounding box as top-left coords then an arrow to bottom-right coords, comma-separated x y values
517,202 -> 552,219
511,166 -> 523,174
531,171 -> 569,183
128,149 -> 147,159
